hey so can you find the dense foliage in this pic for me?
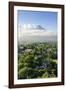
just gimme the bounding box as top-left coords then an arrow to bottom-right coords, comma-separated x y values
18,42 -> 57,79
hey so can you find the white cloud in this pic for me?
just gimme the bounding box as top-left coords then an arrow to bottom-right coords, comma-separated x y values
23,24 -> 27,29
32,24 -> 36,28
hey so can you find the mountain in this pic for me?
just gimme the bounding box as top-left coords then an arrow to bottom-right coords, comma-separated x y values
36,25 -> 46,30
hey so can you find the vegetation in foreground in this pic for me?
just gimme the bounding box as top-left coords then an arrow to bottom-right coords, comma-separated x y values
18,42 -> 57,79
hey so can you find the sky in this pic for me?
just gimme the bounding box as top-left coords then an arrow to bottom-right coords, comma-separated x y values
17,10 -> 57,32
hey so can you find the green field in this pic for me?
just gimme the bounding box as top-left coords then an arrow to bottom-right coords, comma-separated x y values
18,42 -> 57,79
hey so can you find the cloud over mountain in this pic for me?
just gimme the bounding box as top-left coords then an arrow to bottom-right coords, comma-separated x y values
19,24 -> 46,30
18,24 -> 57,44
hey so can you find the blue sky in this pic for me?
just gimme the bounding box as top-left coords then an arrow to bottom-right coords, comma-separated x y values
17,10 -> 57,32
